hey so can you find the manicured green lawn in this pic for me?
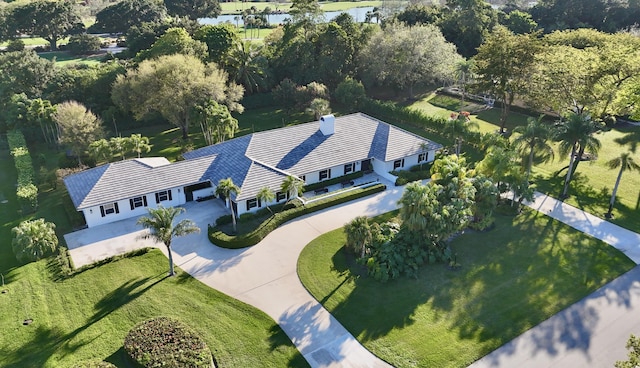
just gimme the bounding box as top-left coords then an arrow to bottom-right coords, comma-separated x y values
0,250 -> 306,368
298,209 -> 636,367
408,93 -> 640,233
219,1 -> 381,14
38,51 -> 104,66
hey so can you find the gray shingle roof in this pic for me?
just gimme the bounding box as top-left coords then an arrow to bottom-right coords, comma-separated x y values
64,155 -> 218,209
66,113 -> 442,209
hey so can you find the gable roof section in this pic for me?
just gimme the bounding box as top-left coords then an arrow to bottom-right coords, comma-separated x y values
64,155 -> 218,209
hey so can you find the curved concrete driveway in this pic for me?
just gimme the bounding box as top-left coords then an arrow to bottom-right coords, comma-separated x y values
167,187 -> 404,368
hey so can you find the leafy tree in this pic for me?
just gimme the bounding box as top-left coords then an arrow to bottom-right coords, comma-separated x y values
396,4 -> 441,26
359,23 -> 461,98
344,216 -> 373,259
530,0 -> 610,32
288,0 -> 323,25
0,50 -> 55,103
438,0 -> 499,58
334,77 -> 366,110
164,0 -> 220,20
194,24 -> 242,67
124,18 -> 200,57
137,206 -> 200,276
501,10 -> 537,34
476,145 -> 520,195
554,112 -> 602,199
454,59 -> 474,112
193,100 -> 238,145
281,175 -> 305,206
112,54 -> 244,140
1,93 -> 30,131
616,334 -> 640,368
473,26 -> 541,133
67,34 -> 101,56
256,187 -> 275,214
53,101 -> 105,165
26,98 -> 57,144
605,151 -> 640,218
11,0 -> 84,51
90,0 -> 167,34
216,178 -> 240,233
109,136 -> 131,160
138,27 -> 208,61
470,175 -> 498,229
6,39 -> 25,52
512,115 -> 554,180
11,218 -> 58,263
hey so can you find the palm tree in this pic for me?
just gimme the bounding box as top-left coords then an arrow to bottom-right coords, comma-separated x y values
110,136 -> 129,161
398,181 -> 432,235
129,133 -> 151,158
137,206 -> 200,276
555,112 -> 602,199
256,186 -> 275,214
280,175 -> 305,207
445,112 -> 479,156
512,115 -> 554,180
216,178 -> 241,232
11,219 -> 58,263
227,41 -> 267,94
344,216 -> 373,259
88,138 -> 112,164
605,151 -> 640,218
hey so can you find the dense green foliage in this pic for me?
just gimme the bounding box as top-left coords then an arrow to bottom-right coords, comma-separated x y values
12,218 -> 58,263
67,34 -> 102,56
616,334 -> 640,368
209,183 -> 386,248
124,317 -> 213,368
7,129 -> 38,208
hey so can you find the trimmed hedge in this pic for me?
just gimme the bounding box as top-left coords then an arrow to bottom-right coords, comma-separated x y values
124,317 -> 214,368
73,361 -> 117,368
7,130 -> 38,209
303,171 -> 364,192
209,184 -> 387,249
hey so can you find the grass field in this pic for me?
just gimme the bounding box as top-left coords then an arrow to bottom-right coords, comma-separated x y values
0,250 -> 306,368
298,209 -> 636,367
38,51 -> 105,66
219,1 -> 381,14
408,92 -> 640,233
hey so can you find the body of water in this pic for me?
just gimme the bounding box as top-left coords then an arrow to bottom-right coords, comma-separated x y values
201,6 -> 375,26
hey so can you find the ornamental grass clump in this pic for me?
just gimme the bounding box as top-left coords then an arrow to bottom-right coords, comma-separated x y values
124,317 -> 214,368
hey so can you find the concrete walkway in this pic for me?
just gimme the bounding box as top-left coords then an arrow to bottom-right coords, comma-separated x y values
469,192 -> 640,368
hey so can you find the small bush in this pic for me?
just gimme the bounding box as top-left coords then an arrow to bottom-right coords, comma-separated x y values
393,168 -> 432,186
238,212 -> 256,223
6,39 -> 25,52
209,184 -> 387,248
68,34 -> 102,55
216,214 -> 232,226
303,171 -> 364,192
124,317 -> 214,368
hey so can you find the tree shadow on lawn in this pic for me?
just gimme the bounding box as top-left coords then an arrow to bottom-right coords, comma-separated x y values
267,324 -> 312,368
2,274 -> 166,367
313,211 -> 634,365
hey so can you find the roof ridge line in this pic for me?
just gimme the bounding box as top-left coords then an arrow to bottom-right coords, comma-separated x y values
249,157 -> 302,180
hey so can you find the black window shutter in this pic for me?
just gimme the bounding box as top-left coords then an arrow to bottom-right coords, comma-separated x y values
328,168 -> 332,179
246,200 -> 250,211
129,199 -> 134,210
155,193 -> 160,203
168,190 -> 172,201
100,206 -> 105,217
114,203 -> 119,214
258,198 -> 261,207
143,196 -> 148,207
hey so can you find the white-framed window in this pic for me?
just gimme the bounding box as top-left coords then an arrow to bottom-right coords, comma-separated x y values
155,190 -> 172,203
344,163 -> 354,175
418,153 -> 427,163
130,196 -> 147,210
276,191 -> 287,202
319,169 -> 331,180
100,202 -> 119,217
393,159 -> 405,170
246,198 -> 258,210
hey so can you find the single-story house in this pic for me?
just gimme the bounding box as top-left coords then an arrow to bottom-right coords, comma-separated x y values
64,113 -> 442,228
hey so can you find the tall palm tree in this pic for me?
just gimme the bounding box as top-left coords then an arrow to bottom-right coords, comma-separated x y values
555,112 -> 602,199
445,112 -> 479,156
216,178 -> 241,232
129,133 -> 151,158
256,186 -> 275,214
280,175 -> 305,207
88,138 -> 112,164
605,151 -> 640,218
344,216 -> 373,259
512,115 -> 554,180
228,41 -> 266,94
137,206 -> 200,276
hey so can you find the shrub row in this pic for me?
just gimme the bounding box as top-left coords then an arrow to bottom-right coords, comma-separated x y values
303,170 -> 364,192
124,317 -> 214,368
7,130 -> 38,209
209,184 -> 387,249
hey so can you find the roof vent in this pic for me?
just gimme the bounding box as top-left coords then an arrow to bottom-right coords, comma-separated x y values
319,114 -> 335,136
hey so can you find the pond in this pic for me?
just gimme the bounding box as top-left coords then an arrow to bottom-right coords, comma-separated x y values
200,6 -> 376,26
